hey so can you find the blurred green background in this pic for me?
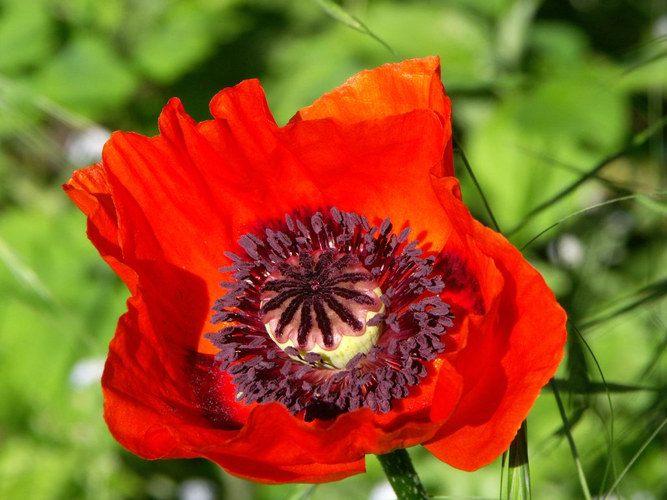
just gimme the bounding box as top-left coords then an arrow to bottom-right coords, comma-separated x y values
0,0 -> 665,498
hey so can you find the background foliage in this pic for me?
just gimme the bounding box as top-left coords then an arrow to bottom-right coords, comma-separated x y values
0,0 -> 665,498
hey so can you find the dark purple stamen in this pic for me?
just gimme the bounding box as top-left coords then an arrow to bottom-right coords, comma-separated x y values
205,208 -> 454,421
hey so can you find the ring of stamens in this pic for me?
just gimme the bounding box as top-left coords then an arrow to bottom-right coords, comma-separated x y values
205,208 -> 454,421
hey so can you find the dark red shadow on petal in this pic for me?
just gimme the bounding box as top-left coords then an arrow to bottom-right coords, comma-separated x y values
84,191 -> 120,255
188,352 -> 247,430
114,260 -> 247,431
449,307 -> 511,428
435,250 -> 486,316
136,260 -> 210,350
452,258 -> 514,427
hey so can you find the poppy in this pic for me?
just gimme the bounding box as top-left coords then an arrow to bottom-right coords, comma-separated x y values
64,57 -> 567,484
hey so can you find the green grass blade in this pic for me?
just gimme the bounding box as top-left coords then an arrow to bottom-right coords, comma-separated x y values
569,323 -> 617,497
500,421 -> 531,500
0,73 -> 94,129
311,0 -> 399,57
636,194 -> 667,215
619,35 -> 667,76
507,149 -> 626,237
631,113 -> 667,147
601,416 -> 667,500
455,137 -> 502,233
0,235 -> 54,304
507,115 -> 667,237
640,317 -> 667,378
550,379 -> 593,500
579,279 -> 667,330
519,192 -> 666,251
376,448 -> 430,500
514,146 -> 644,195
550,378 -> 660,394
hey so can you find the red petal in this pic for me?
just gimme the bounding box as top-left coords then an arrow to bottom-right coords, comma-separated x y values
201,452 -> 365,484
291,57 -> 453,177
284,109 -> 453,250
213,357 -> 463,466
424,177 -> 567,470
204,79 -> 327,220
63,165 -> 137,292
101,296 -> 248,450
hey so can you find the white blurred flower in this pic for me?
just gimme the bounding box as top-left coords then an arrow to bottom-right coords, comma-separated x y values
68,357 -> 105,388
369,480 -> 396,500
653,14 -> 667,38
548,233 -> 585,269
178,478 -> 217,500
65,126 -> 110,166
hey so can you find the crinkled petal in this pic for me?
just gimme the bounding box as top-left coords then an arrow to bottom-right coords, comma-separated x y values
219,358 -> 464,465
200,451 -> 365,484
284,109 -> 453,250
64,164 -> 137,293
423,177 -> 567,470
291,56 -> 453,178
65,82 -> 329,439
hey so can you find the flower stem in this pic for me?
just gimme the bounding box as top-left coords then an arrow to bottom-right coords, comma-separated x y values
376,449 -> 429,500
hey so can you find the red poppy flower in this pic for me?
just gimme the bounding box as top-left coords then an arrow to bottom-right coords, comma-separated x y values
64,57 -> 566,484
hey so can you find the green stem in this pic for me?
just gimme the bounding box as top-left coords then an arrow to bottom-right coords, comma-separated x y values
500,421 -> 531,500
376,449 -> 429,500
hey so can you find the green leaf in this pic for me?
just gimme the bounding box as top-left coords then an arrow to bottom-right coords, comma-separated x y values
131,3 -> 230,83
0,200 -> 143,499
27,36 -> 137,119
0,0 -> 54,73
529,21 -> 589,71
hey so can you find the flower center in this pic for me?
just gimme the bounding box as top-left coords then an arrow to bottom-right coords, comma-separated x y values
205,208 -> 454,421
260,250 -> 384,367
